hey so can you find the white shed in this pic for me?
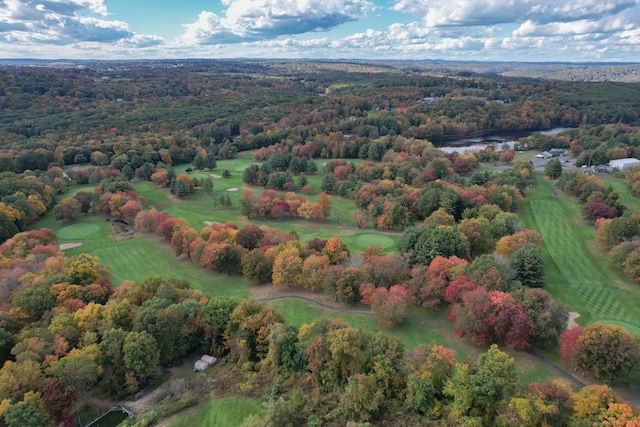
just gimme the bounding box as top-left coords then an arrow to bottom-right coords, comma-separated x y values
194,360 -> 209,372
201,355 -> 217,365
609,158 -> 640,170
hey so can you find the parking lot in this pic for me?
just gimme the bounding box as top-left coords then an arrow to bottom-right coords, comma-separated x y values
530,155 -> 576,171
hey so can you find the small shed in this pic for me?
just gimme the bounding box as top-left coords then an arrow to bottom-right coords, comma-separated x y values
194,360 -> 209,372
201,355 -> 217,365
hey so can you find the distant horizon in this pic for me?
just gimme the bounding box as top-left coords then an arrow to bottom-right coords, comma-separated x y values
1,1 -> 640,62
1,58 -> 639,66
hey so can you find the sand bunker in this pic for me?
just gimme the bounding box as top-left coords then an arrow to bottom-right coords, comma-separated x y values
226,187 -> 239,192
210,174 -> 222,178
567,312 -> 580,329
59,242 -> 83,250
203,221 -> 224,226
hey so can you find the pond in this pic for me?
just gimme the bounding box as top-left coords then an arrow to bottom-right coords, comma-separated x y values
436,127 -> 567,154
86,407 -> 134,427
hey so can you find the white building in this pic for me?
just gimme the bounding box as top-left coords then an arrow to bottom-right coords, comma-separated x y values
609,158 -> 640,170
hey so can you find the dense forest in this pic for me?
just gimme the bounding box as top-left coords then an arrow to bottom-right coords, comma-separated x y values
2,60 -> 640,426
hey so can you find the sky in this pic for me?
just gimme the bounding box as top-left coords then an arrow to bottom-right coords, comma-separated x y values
1,0 -> 640,62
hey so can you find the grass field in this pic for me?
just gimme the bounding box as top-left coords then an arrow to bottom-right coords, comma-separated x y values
133,158 -> 400,253
602,176 -> 640,213
520,173 -> 640,334
169,397 -> 265,427
51,216 -> 251,299
269,298 -> 558,384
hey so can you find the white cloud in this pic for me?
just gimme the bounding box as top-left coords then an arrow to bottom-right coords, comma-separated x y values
513,10 -> 638,37
179,0 -> 374,45
392,0 -> 638,27
0,0 -> 159,46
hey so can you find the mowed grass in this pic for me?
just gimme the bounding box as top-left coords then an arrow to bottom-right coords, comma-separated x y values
601,176 -> 640,213
269,298 -> 558,384
169,397 -> 265,427
520,173 -> 640,333
51,216 -> 251,298
134,160 -> 399,253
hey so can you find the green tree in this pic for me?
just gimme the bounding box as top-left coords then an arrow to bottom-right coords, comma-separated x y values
241,249 -> 273,285
413,225 -> 467,266
202,177 -> 214,195
444,344 -> 518,422
10,286 -> 55,321
338,373 -> 384,422
172,179 -> 190,198
5,392 -> 50,427
509,244 -> 545,288
192,155 -> 205,170
240,197 -> 255,219
544,158 -> 563,179
596,216 -> 638,249
48,350 -> 98,406
204,153 -> 217,170
123,331 -> 160,387
321,173 -> 336,193
199,297 -> 239,356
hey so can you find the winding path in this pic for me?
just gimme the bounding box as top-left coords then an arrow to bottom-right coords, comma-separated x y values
256,294 -> 586,388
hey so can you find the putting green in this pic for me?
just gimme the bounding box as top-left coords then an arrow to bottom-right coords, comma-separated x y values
354,233 -> 395,250
57,223 -> 101,240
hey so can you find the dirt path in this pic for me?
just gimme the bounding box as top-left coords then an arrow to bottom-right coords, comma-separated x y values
86,361 -> 194,420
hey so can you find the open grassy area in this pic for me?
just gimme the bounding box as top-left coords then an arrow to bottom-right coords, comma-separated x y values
133,159 -> 398,253
50,216 -> 251,298
601,176 -> 640,213
169,396 -> 266,427
269,298 -> 559,384
520,173 -> 640,334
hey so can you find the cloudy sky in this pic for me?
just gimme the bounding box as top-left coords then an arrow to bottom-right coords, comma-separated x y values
1,0 -> 640,61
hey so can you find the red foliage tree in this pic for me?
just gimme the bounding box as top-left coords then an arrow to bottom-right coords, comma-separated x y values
559,326 -> 583,367
362,254 -> 408,288
421,256 -> 467,310
449,288 -> 536,349
158,217 -> 185,241
360,283 -> 415,328
444,276 -> 477,304
582,200 -> 619,223
236,224 -> 265,250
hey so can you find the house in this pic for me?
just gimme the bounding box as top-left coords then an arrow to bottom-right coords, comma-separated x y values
594,165 -> 610,174
609,158 -> 640,170
548,149 -> 566,157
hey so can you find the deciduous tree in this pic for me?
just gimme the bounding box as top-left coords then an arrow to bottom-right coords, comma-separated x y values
272,247 -> 303,288
323,237 -> 350,265
574,323 -> 639,381
122,331 -> 160,388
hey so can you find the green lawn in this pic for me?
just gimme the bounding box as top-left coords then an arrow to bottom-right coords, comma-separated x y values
51,216 -> 250,298
169,396 -> 266,427
601,176 -> 640,213
269,298 -> 558,384
133,165 -> 398,253
520,173 -> 640,334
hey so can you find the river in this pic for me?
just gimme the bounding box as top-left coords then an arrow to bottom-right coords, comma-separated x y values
436,127 -> 566,154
